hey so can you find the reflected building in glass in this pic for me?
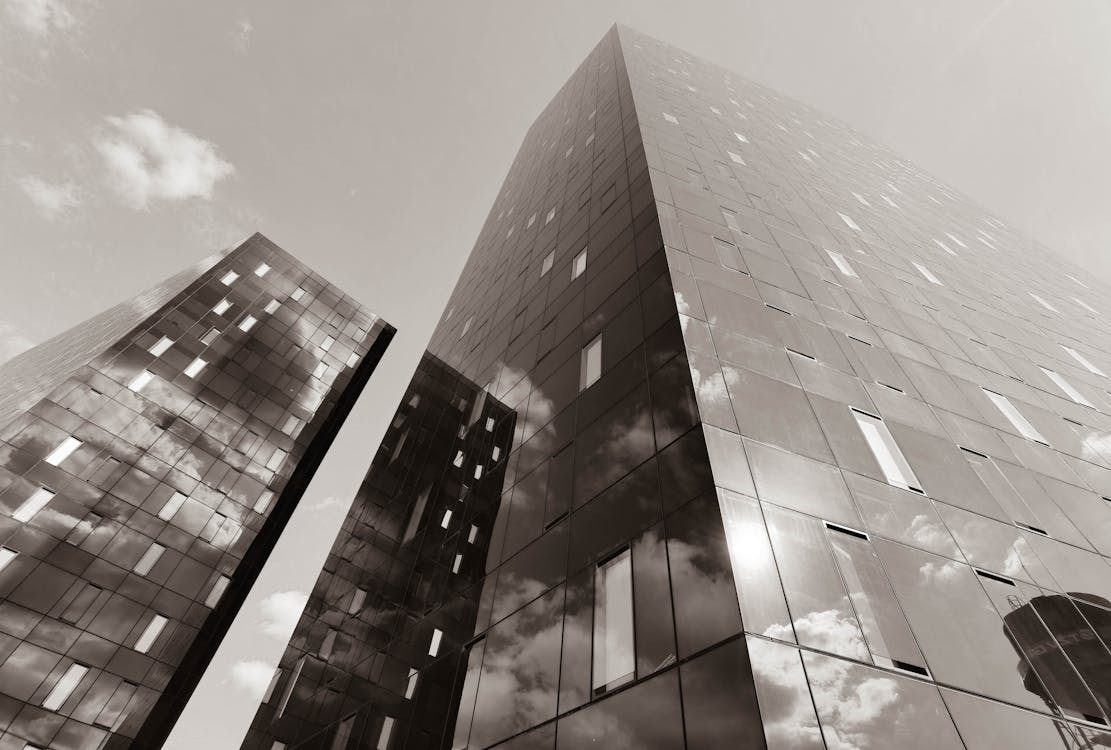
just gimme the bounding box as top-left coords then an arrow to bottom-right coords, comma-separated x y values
0,232 -> 394,749
244,25 -> 1111,750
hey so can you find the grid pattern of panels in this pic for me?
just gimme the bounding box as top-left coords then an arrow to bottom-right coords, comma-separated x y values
0,233 -> 390,750
623,23 -> 1111,749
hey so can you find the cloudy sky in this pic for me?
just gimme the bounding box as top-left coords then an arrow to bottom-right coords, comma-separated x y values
2,0 -> 1110,747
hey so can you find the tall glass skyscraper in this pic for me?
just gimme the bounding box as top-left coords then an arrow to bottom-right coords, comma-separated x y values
244,25 -> 1111,750
0,232 -> 393,749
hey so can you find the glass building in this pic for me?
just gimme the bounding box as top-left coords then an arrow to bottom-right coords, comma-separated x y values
0,232 -> 394,749
243,25 -> 1111,750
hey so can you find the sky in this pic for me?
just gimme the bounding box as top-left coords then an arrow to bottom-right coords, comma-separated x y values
2,1 -> 1110,747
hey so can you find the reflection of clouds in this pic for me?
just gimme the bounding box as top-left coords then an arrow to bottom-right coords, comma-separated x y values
556,672 -> 683,749
907,514 -> 952,551
1080,432 -> 1111,464
918,559 -> 961,585
764,608 -> 868,661
579,408 -> 654,495
747,638 -> 825,749
492,569 -> 547,623
806,654 -> 899,750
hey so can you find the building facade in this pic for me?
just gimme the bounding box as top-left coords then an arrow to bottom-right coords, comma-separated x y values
0,233 -> 394,749
245,25 -> 1111,750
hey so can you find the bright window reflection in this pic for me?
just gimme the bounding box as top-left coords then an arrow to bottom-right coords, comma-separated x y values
135,614 -> 168,653
45,436 -> 82,466
592,548 -> 634,694
1040,366 -> 1093,406
982,388 -> 1048,445
13,486 -> 55,522
149,335 -> 174,356
572,248 -> 588,280
1062,344 -> 1106,377
580,336 -> 602,390
852,409 -> 922,492
42,663 -> 88,710
128,370 -> 154,392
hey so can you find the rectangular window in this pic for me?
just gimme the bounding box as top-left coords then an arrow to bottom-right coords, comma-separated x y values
13,486 -> 55,522
580,336 -> 602,390
313,362 -> 328,379
321,336 -> 335,352
255,262 -> 271,277
460,316 -> 472,338
912,261 -> 942,285
266,449 -> 287,471
452,553 -> 463,573
238,315 -> 258,332
281,415 -> 301,435
1041,367 -> 1093,406
253,491 -> 274,514
882,194 -> 898,208
838,212 -> 861,231
468,524 -> 478,544
220,271 -> 239,285
527,213 -> 536,228
128,370 -> 154,392
184,357 -> 207,378
45,436 -> 83,466
275,656 -> 305,718
1062,345 -> 1106,377
346,352 -> 359,367
541,250 -> 555,277
1030,293 -> 1058,313
265,299 -> 281,314
852,191 -> 870,206
429,628 -> 443,657
440,509 -> 452,528
263,669 -> 282,704
134,614 -> 168,653
1073,296 -> 1097,314
158,491 -> 187,521
292,287 -> 307,301
852,409 -> 922,492
734,131 -> 748,143
545,208 -> 556,225
826,249 -> 857,278
572,248 -> 587,279
982,388 -> 1048,444
405,668 -> 419,699
213,298 -> 232,315
727,150 -> 745,165
133,543 -> 165,575
42,663 -> 88,711
592,548 -> 634,694
377,717 -> 395,750
319,628 -> 337,659
205,575 -> 231,608
149,336 -> 174,356
933,238 -> 956,256
0,547 -> 17,572
201,327 -> 220,345
349,587 -> 367,615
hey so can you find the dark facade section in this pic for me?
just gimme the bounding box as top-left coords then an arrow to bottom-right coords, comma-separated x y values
0,233 -> 393,749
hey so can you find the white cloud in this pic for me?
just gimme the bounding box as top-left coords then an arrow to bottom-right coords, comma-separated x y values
228,659 -> 275,701
232,18 -> 253,54
2,0 -> 75,37
93,109 -> 234,209
16,175 -> 81,218
258,589 -> 308,640
0,322 -> 34,364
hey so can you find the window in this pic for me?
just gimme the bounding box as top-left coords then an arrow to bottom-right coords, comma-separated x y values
321,335 -> 335,352
266,449 -> 287,471
727,150 -> 745,164
452,553 -> 463,573
592,548 -> 634,694
134,614 -> 168,653
42,663 -> 88,710
580,336 -> 602,390
254,491 -> 274,514
158,491 -> 187,521
734,131 -> 748,143
275,656 -> 305,718
13,486 -> 55,522
440,509 -> 452,528
319,628 -> 337,659
882,194 -> 898,208
852,409 -> 922,492
982,388 -> 1048,444
292,287 -> 307,301
281,415 -> 301,435
149,336 -> 173,356
428,628 -> 443,657
933,238 -> 956,256
1030,293 -> 1058,313
238,315 -> 258,332
545,208 -> 556,225
184,357 -> 207,378
213,298 -> 232,315
468,524 -> 478,544
205,575 -> 230,607
128,370 -> 154,392
826,249 -> 857,278
349,587 -> 367,615
460,316 -> 472,338
405,668 -> 419,699
663,112 -> 678,124
1073,297 -> 1097,314
0,547 -> 17,572
220,270 -> 239,285
1041,366 -> 1092,406
838,212 -> 861,231
346,352 -> 359,367
852,191 -> 870,206
912,261 -> 942,285
133,543 -> 165,575
265,299 -> 281,314
255,262 -> 271,277
201,327 -> 220,345
313,362 -> 328,379
945,232 -> 967,248
485,416 -> 495,432
572,248 -> 587,279
1062,345 -> 1106,376
541,250 -> 555,277
45,436 -> 82,466
377,717 -> 395,750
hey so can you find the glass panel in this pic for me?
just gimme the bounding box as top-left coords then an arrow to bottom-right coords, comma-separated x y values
942,687 -> 1080,749
45,436 -> 83,466
43,663 -> 88,710
746,636 -> 824,749
852,409 -> 922,492
556,670 -> 683,750
14,486 -> 55,522
680,638 -> 765,749
632,524 -> 676,677
450,638 -> 486,750
592,549 -> 634,694
983,389 -> 1048,444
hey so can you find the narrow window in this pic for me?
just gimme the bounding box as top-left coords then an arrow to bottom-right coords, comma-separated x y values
945,232 -> 967,248
346,352 -> 359,367
485,416 -> 495,432
205,575 -> 230,608
527,213 -> 536,228
321,336 -> 335,352
149,336 -> 173,356
158,491 -> 187,521
220,271 -> 239,286
201,327 -> 220,345
440,509 -> 452,528
545,208 -> 556,225
134,614 -> 168,653
184,357 -> 207,378
253,491 -> 274,514
405,668 -> 419,699
826,249 -> 857,278
265,299 -> 281,314
1041,367 -> 1093,407
266,449 -> 287,471
580,336 -> 602,390
128,370 -> 154,392
429,628 -> 443,657
933,238 -> 956,256
313,362 -> 328,379
734,131 -> 749,143
541,250 -> 555,277
332,715 -> 356,750
592,548 -> 634,694
983,388 -> 1048,444
1073,297 -> 1097,314
491,445 -> 501,461
238,315 -> 258,332
262,669 -> 282,704
292,287 -> 307,301
349,588 -> 367,615
912,262 -> 942,285
572,248 -> 587,280
727,150 -> 745,165
13,486 -> 55,522
0,547 -> 17,572
377,717 -> 395,750
852,191 -> 870,206
467,524 -> 478,544
213,298 -> 232,315
851,409 -> 922,492
319,628 -> 337,659
42,663 -> 88,711
882,194 -> 898,208
460,317 -> 472,338
838,212 -> 861,231
133,543 -> 165,575
1062,345 -> 1106,377
45,436 -> 82,466
1030,293 -> 1058,313
452,553 -> 463,574
281,415 -> 301,435
663,113 -> 678,124
255,262 -> 271,277
275,656 -> 305,718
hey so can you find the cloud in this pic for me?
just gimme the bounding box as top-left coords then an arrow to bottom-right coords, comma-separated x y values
258,590 -> 308,640
0,322 -> 34,364
2,0 -> 75,37
228,659 -> 276,701
232,18 -> 253,54
306,494 -> 349,513
16,175 -> 81,218
93,109 -> 234,209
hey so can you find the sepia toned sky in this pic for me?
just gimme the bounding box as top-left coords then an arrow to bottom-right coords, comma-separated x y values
2,1 -> 1110,747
